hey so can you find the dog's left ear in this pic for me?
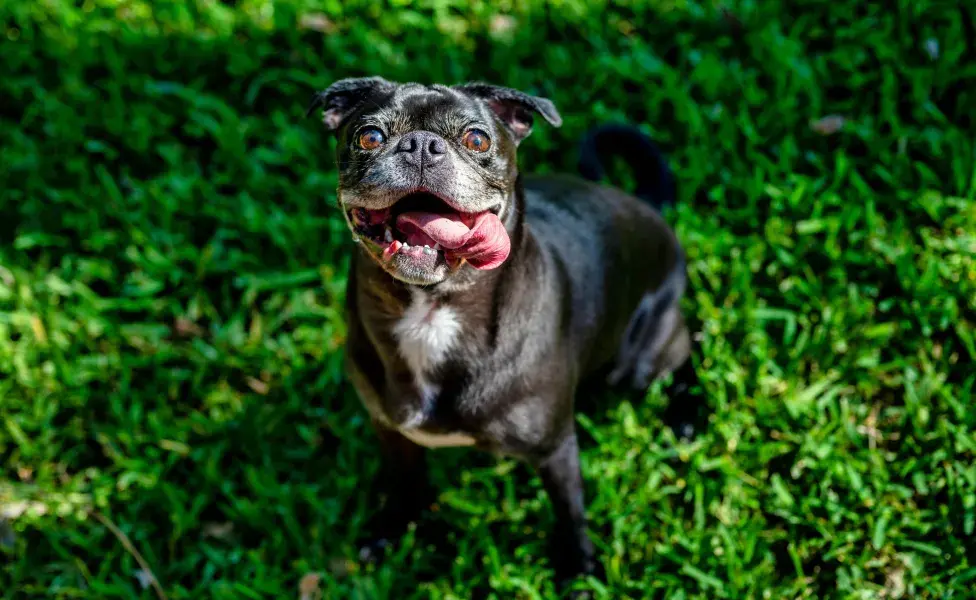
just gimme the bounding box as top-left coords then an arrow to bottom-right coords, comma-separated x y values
306,76 -> 395,131
455,82 -> 562,143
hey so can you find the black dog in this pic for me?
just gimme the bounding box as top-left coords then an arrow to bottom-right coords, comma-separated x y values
307,78 -> 703,588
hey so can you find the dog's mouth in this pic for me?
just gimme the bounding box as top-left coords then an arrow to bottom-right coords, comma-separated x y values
348,192 -> 510,271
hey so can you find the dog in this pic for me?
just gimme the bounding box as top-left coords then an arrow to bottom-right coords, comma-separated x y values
306,77 -> 704,589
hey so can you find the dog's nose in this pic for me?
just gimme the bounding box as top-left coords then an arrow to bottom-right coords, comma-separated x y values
396,131 -> 447,168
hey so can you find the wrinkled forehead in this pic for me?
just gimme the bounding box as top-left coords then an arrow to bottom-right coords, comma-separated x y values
365,84 -> 490,130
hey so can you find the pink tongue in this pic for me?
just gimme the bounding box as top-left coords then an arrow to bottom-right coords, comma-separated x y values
396,211 -> 510,270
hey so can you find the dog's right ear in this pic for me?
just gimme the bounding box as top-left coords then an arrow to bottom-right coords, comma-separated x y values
306,77 -> 394,131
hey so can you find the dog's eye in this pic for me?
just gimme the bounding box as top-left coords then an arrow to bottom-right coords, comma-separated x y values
462,129 -> 491,153
358,128 -> 385,150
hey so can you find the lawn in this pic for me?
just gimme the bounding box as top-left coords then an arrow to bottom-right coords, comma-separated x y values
1,1 -> 975,598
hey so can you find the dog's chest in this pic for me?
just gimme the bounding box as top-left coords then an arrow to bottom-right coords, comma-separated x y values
390,291 -> 476,448
393,291 -> 461,381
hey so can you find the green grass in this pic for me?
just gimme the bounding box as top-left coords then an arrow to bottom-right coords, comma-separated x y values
1,1 -> 975,598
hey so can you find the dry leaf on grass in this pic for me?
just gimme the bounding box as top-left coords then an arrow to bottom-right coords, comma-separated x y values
810,115 -> 846,135
202,522 -> 234,540
299,13 -> 335,34
174,317 -> 204,338
885,566 -> 907,598
246,377 -> 270,395
298,573 -> 322,600
0,501 -> 48,520
0,265 -> 14,287
489,15 -> 517,38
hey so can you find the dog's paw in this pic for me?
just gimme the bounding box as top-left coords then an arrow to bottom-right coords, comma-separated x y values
554,552 -> 604,599
667,414 -> 700,440
356,534 -> 393,565
558,570 -> 602,600
355,507 -> 410,565
662,398 -> 708,441
355,484 -> 436,565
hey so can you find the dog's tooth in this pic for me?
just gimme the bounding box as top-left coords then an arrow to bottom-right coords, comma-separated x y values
384,228 -> 393,243
423,247 -> 435,255
424,244 -> 430,249
433,243 -> 441,251
402,243 -> 411,250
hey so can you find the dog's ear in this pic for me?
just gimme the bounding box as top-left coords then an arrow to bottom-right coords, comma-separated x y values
306,77 -> 395,131
454,82 -> 562,143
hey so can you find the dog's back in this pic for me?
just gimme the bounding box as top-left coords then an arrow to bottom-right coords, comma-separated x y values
520,126 -> 686,384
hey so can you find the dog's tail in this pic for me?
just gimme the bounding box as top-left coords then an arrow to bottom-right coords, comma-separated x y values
577,123 -> 676,210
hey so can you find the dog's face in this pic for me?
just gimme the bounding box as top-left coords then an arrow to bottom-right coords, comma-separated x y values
308,78 -> 561,285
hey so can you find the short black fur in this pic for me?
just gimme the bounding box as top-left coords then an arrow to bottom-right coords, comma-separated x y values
308,77 -> 705,595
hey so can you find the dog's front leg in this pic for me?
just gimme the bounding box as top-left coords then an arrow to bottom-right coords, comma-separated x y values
534,430 -> 599,588
357,423 -> 434,563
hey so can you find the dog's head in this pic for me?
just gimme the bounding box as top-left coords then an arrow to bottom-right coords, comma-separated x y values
307,77 -> 562,286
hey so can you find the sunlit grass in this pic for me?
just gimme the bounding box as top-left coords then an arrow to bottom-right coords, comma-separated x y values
1,1 -> 974,598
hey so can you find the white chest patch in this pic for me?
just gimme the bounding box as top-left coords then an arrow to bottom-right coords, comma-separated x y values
393,291 -> 462,379
391,291 -> 463,435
